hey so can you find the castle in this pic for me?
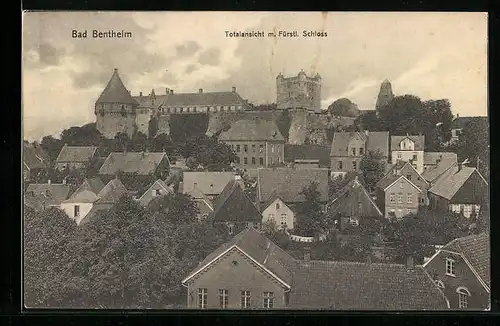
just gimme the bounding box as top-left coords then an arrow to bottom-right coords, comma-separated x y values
276,70 -> 322,112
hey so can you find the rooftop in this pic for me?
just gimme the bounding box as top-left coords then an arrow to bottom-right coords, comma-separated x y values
55,145 -> 97,163
428,167 -> 485,200
98,152 -> 168,175
96,69 -> 138,105
182,171 -> 235,196
219,119 -> 284,142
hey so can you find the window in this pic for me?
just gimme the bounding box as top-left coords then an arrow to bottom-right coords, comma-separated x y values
407,193 -> 412,204
349,217 -> 359,226
228,224 -> 234,235
413,153 -> 417,161
398,193 -> 403,203
219,289 -> 229,309
236,145 -> 241,152
390,193 -> 396,203
434,280 -> 445,289
252,157 -> 256,165
281,213 -> 287,220
74,205 -> 80,217
236,157 -> 241,164
351,148 -> 356,156
359,147 -> 364,155
259,158 -> 264,165
244,157 -> 248,164
277,145 -> 281,153
241,291 -> 251,308
152,189 -> 160,197
263,292 -> 274,308
337,161 -> 343,170
406,174 -> 412,181
193,107 -> 197,112
446,258 -> 455,276
244,145 -> 248,152
246,222 -> 254,229
276,203 -> 280,210
457,287 -> 470,309
187,107 -> 190,113
259,145 -> 263,153
397,152 -> 402,159
352,161 -> 357,171
271,144 -> 275,153
252,144 -> 256,152
268,213 -> 275,220
463,205 -> 472,218
198,288 -> 208,309
180,107 -> 183,113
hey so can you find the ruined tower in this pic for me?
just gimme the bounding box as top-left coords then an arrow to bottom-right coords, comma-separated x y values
276,70 -> 321,112
375,79 -> 394,110
95,69 -> 139,139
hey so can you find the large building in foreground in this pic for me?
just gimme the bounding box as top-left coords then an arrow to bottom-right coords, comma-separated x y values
276,70 -> 321,112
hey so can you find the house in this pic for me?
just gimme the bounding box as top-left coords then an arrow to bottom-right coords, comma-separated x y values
60,177 -> 126,225
422,152 -> 459,186
423,233 -> 490,310
449,116 -> 489,144
136,178 -> 174,207
98,151 -> 170,179
23,141 -> 50,182
208,180 -> 262,235
375,173 -> 421,219
256,167 -> 329,211
55,145 -> 98,171
219,119 -> 285,168
260,193 -> 296,231
390,135 -> 425,174
181,228 -> 449,310
24,181 -> 71,211
181,171 -> 236,201
330,131 -> 389,178
428,165 -> 488,218
327,176 -> 383,229
377,161 -> 430,206
284,144 -> 331,168
185,186 -> 214,220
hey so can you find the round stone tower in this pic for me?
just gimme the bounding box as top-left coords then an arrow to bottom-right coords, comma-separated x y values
95,68 -> 139,139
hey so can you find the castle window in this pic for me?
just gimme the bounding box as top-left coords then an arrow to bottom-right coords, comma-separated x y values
180,108 -> 183,113
252,157 -> 256,165
259,158 -> 264,165
120,105 -> 126,117
236,145 -> 240,152
187,107 -> 190,113
244,157 -> 248,164
259,145 -> 263,153
244,145 -> 248,152
193,107 -> 197,112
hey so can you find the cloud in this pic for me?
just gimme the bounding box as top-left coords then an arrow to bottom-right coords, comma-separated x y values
185,64 -> 199,74
198,48 -> 221,66
175,41 -> 201,57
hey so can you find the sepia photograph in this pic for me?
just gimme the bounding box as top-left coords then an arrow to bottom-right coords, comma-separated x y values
22,11 -> 489,310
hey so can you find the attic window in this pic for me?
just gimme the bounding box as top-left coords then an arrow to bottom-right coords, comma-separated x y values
232,260 -> 238,266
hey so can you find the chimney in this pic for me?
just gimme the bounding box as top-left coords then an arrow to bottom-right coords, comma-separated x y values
365,130 -> 369,136
47,179 -> 51,185
62,178 -> 66,185
199,88 -> 203,93
166,88 -> 170,94
170,90 -> 174,94
304,247 -> 311,262
406,256 -> 414,270
232,86 -> 236,93
140,91 -> 143,97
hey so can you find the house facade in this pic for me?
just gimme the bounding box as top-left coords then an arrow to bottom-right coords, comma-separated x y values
181,171 -> 236,201
390,135 -> 425,174
55,145 -> 98,172
428,166 -> 488,218
375,175 -> 421,219
136,179 -> 173,207
59,177 -> 105,224
23,142 -> 50,182
261,196 -> 295,231
219,120 -> 285,168
330,131 -> 389,178
423,233 -> 490,310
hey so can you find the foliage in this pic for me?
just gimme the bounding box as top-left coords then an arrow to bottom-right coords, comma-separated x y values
177,135 -> 236,171
146,193 -> 200,224
131,131 -> 148,152
327,98 -> 360,117
455,117 -> 489,180
276,109 -> 292,141
148,115 -> 159,139
359,150 -> 386,192
294,182 -> 325,237
354,111 -> 385,132
60,123 -> 104,147
40,135 -> 64,162
169,114 -> 209,143
328,171 -> 364,199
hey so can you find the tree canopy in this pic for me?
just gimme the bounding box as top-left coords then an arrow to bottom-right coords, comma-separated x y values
359,150 -> 386,192
328,98 -> 360,117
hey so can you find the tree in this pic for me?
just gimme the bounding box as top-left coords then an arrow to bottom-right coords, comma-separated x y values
113,132 -> 131,152
147,193 -> 199,224
178,135 -> 236,171
328,98 -> 360,117
60,123 -> 103,146
40,135 -> 64,162
456,117 -> 489,180
148,115 -> 159,139
131,131 -> 148,152
295,182 -> 325,237
359,150 -> 386,192
276,109 -> 292,141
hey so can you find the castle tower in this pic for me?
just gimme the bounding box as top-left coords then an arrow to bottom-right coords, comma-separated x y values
95,69 -> 139,139
276,70 -> 321,112
375,79 -> 394,110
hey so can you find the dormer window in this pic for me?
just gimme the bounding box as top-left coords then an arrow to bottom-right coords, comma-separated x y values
434,280 -> 445,289
276,202 -> 280,210
446,258 -> 456,276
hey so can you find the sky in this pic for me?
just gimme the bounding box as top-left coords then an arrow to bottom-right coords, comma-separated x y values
22,12 -> 488,141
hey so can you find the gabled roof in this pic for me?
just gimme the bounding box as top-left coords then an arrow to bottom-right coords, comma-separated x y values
376,174 -> 421,193
96,69 -> 138,105
328,176 -> 383,217
187,187 -> 214,210
24,183 -> 71,209
94,178 -> 128,204
138,179 -> 173,201
68,177 -> 106,200
330,131 -> 389,157
257,168 -> 329,203
182,227 -> 296,287
55,145 -> 97,164
133,90 -> 247,108
284,144 -> 331,167
98,152 -> 168,175
209,180 -> 262,223
422,153 -> 458,183
260,191 -> 287,213
428,167 -> 486,200
439,232 -> 490,290
451,116 -> 488,129
289,261 -> 449,310
330,132 -> 361,157
182,171 -> 235,196
391,135 -> 425,151
377,161 -> 427,189
63,189 -> 100,204
23,142 -> 50,170
219,119 -> 284,142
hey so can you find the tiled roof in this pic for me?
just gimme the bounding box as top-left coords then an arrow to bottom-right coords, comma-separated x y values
96,69 -> 138,105
376,161 -> 415,190
366,131 -> 390,157
391,135 -> 425,151
79,206 -> 108,226
133,90 -> 247,108
68,177 -> 106,200
257,168 -> 329,203
376,174 -> 421,192
219,119 -> 284,142
139,179 -> 173,200
451,116 -> 488,129
442,232 -> 490,288
94,178 -> 128,204
23,142 -> 50,170
56,145 -> 97,164
183,227 -> 297,286
422,153 -> 458,183
428,167 -> 481,200
182,172 -> 235,196
24,183 -> 71,210
328,176 -> 383,217
330,131 -> 389,157
289,261 -> 449,310
63,190 -> 100,204
98,152 -> 168,175
330,132 -> 359,157
209,180 -> 262,223
284,144 -> 331,167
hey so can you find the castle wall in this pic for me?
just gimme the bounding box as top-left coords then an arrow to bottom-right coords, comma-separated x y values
205,111 -> 280,136
288,109 -> 309,145
95,103 -> 137,139
157,114 -> 171,136
276,75 -> 321,111
135,110 -> 151,136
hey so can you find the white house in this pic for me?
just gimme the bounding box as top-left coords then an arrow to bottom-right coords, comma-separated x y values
261,194 -> 295,231
390,135 -> 425,174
